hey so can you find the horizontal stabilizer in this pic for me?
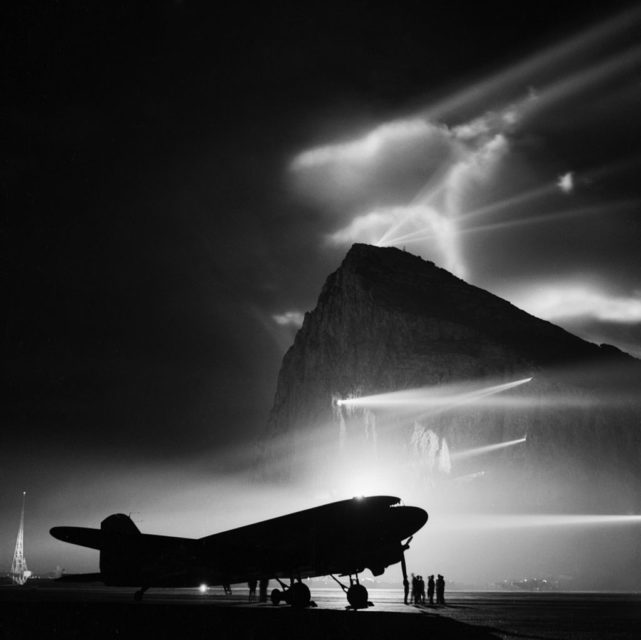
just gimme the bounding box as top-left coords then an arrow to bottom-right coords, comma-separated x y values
51,515 -> 141,551
50,526 -> 102,550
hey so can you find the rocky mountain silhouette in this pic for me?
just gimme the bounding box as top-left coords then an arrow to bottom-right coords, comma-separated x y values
260,244 -> 641,515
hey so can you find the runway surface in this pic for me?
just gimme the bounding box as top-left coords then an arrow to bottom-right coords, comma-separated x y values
1,584 -> 641,639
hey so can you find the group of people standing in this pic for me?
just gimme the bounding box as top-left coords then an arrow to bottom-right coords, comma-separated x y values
404,573 -> 445,605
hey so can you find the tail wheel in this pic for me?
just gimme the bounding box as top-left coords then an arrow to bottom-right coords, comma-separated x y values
289,582 -> 311,609
270,588 -> 282,605
347,583 -> 369,609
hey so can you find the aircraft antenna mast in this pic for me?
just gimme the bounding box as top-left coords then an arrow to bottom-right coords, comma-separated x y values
11,491 -> 31,585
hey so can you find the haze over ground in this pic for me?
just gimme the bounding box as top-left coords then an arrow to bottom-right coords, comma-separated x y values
4,2 -> 641,578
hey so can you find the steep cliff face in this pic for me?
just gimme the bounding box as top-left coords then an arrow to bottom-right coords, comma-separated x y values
261,244 -> 641,513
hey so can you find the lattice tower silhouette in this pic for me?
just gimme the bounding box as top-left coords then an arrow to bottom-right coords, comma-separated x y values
11,492 -> 30,586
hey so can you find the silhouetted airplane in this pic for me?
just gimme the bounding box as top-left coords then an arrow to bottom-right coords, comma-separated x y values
51,495 -> 427,608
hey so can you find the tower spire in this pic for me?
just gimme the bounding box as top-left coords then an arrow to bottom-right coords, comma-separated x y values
11,491 -> 31,585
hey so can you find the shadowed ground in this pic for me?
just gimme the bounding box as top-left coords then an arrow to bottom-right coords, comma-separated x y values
1,586 -> 641,639
0,602 -> 498,640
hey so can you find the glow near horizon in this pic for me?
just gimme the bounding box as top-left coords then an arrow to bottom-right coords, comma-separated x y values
432,514 -> 641,531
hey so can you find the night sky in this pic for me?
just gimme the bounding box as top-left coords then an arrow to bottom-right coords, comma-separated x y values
4,1 -> 641,571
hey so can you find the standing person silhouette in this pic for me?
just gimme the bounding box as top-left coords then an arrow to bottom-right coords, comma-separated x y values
436,574 -> 445,604
417,575 -> 425,604
427,575 -> 435,604
248,578 -> 257,601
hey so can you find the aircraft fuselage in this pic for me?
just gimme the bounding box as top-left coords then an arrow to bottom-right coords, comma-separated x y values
51,495 -> 428,591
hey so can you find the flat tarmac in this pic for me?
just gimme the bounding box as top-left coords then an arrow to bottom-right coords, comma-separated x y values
1,585 -> 641,639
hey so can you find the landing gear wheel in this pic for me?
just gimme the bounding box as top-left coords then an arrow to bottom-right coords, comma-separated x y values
289,582 -> 311,609
347,583 -> 369,609
270,588 -> 282,605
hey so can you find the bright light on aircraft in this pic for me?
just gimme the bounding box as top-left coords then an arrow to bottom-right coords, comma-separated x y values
337,468 -> 394,500
199,584 -> 208,593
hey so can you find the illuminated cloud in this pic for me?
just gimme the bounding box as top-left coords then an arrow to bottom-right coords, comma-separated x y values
294,99 -> 526,278
328,209 -> 400,246
439,133 -> 509,225
272,311 -> 305,327
288,5 -> 641,363
291,119 -> 441,170
287,6 -> 641,274
451,100 -> 528,141
289,118 -> 456,214
371,129 -> 509,278
511,283 -> 641,324
557,172 -> 574,193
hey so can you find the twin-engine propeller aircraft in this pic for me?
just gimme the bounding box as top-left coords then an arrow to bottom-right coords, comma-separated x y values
51,495 -> 427,609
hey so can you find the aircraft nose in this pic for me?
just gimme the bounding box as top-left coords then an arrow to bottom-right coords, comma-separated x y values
397,506 -> 428,539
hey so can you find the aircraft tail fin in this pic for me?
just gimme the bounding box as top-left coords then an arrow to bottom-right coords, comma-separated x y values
101,513 -> 141,535
99,514 -> 142,585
